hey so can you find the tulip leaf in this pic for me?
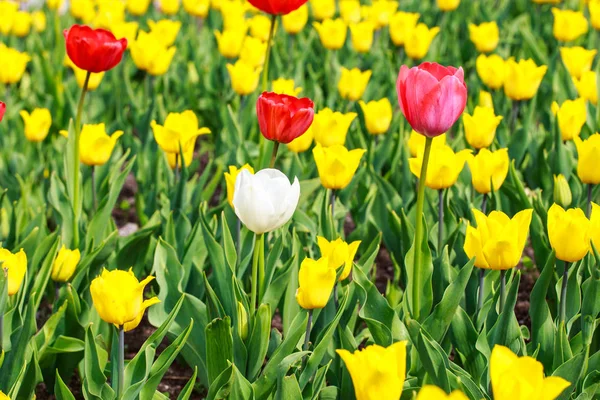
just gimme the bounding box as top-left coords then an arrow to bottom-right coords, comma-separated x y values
28,232 -> 59,312
490,270 -> 523,352
553,352 -> 586,400
247,303 -> 272,381
262,255 -> 295,319
81,326 -> 115,400
529,251 -> 556,372
177,367 -> 198,400
581,264 -> 600,347
407,319 -> 451,392
275,375 -> 302,400
404,214 -> 434,322
207,363 -> 255,400
54,371 -> 77,400
206,316 -> 234,386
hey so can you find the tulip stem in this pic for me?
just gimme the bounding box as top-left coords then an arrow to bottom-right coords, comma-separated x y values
118,325 -> 124,399
587,184 -> 593,218
251,233 -> 263,313
269,142 -> 280,168
91,166 -> 97,212
477,269 -> 485,313
261,14 -> 277,92
333,282 -> 339,310
412,136 -> 433,321
438,189 -> 444,252
482,194 -> 488,214
236,218 -> 242,260
560,262 -> 569,325
510,101 -> 520,132
330,189 -> 336,227
303,309 -> 313,352
499,270 -> 506,314
0,269 -> 5,352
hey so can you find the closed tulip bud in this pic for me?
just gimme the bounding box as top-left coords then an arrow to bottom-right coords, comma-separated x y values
312,108 -> 357,147
159,0 -> 180,14
183,0 -> 210,17
130,31 -> 176,76
148,19 -> 181,47
249,14 -> 272,41
152,111 -> 210,154
313,144 -> 365,189
296,257 -> 336,309
0,248 -> 27,296
214,28 -> 247,59
317,236 -> 360,281
287,126 -> 314,153
590,202 -> 600,251
90,269 -> 160,331
417,386 -> 468,400
313,19 -> 347,50
405,23 -> 439,60
338,67 -> 371,101
32,11 -> 46,33
410,145 -> 471,190
389,11 -> 420,46
240,36 -> 268,68
79,123 -> 124,166
548,204 -> 591,262
552,8 -> 588,42
272,78 -> 302,96
350,22 -> 375,53
553,174 -> 572,208
110,21 -> 139,43
491,345 -> 570,400
256,92 -> 315,144
127,0 -> 152,15
236,301 -> 249,340
233,169 -> 300,234
310,0 -> 335,20
65,57 -> 105,91
337,341 -> 407,400
0,101 -> 5,123
340,0 -> 361,24
407,130 -> 446,157
575,134 -> 600,184
468,21 -> 499,53
20,108 -> 52,143
573,71 -> 598,105
467,148 -> 509,194
0,44 -> 31,84
504,58 -> 547,101
463,106 -> 503,149
51,245 -> 81,282
476,54 -> 506,90
166,143 -> 195,169
227,60 -> 261,95
551,98 -> 587,141
224,164 -> 255,207
560,47 -> 596,80
282,5 -> 308,34
12,11 -> 32,37
359,98 -> 393,135
591,0 -> 600,30
479,90 -> 494,109
437,0 -> 459,11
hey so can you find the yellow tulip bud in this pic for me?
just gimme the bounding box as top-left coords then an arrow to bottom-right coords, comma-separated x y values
560,46 -> 596,80
359,98 -> 393,135
553,174 -> 572,208
226,60 -> 261,95
349,21 -> 375,53
490,345 -> 570,400
337,341 -> 407,400
240,36 -> 267,68
214,28 -> 247,59
405,23 -> 439,60
313,144 -> 365,190
310,0 -> 335,20
590,202 -> 600,252
389,11 -> 420,46
249,14 -> 272,41
224,164 -> 255,207
340,0 -> 361,24
317,236 -> 360,281
236,301 -> 249,340
338,67 -> 371,101
20,108 -> 52,143
590,0 -> 600,30
287,126 -> 313,153
51,245 -> 81,282
271,78 -> 302,96
127,0 -> 152,16
575,133 -> 600,184
313,19 -> 347,50
463,106 -> 503,149
79,123 -> 124,166
552,8 -> 588,42
0,248 -> 27,296
183,0 -> 210,17
468,21 -> 499,53
476,54 -> 506,90
312,108 -> 357,147
130,31 -> 177,76
548,203 -> 591,262
467,148 -> 509,194
159,0 -> 181,14
407,130 -> 446,157
151,110 -> 210,155
282,4 -> 308,34
417,386 -> 468,400
551,98 -> 587,141
573,71 -> 598,105
32,11 -> 47,33
479,90 -> 494,109
437,0 -> 460,11
295,257 -> 336,309
410,145 -> 471,190
504,58 -> 547,101
0,44 -> 30,85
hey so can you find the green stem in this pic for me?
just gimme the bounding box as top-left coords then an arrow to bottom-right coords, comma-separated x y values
0,268 -> 5,353
412,136 -> 433,320
477,269 -> 485,313
91,166 -> 97,212
269,141 -> 280,168
438,189 -> 444,252
587,184 -> 593,218
303,309 -> 313,352
560,262 -> 569,325
251,233 -> 263,313
258,233 -> 265,300
499,270 -> 506,314
261,14 -> 277,92
118,325 -> 124,399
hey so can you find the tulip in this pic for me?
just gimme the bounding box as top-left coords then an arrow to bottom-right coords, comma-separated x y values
130,31 -> 177,76
20,108 -> 52,143
551,98 -> 587,141
0,44 -> 31,85
350,22 -> 375,53
479,90 -> 494,109
575,134 -> 600,185
248,0 -> 307,15
65,57 -> 105,91
417,386 -> 468,400
127,0 -> 152,15
110,21 -> 139,43
340,0 -> 362,24
548,203 -> 591,263
467,148 -> 509,194
51,245 -> 81,282
249,14 -> 272,41
183,0 -> 210,17
256,92 -> 315,144
312,108 -> 357,147
94,0 -> 126,30
271,78 -> 302,96
476,54 -> 506,90
313,19 -> 347,50
166,143 -> 195,169
313,144 -> 365,190
317,236 -> 360,281
32,11 -> 46,33
224,164 -> 255,208
560,47 -> 596,80
573,71 -> 598,105
148,19 -> 181,47
0,391 -> 9,400
227,60 -> 261,95
338,68 -> 372,101
468,21 -> 499,53
504,58 -> 547,101
463,106 -> 503,149
359,98 -> 393,135
151,111 -> 210,154
337,341 -> 407,400
405,23 -> 439,60
437,0 -> 459,11
389,11 -> 420,46
220,2 -> 246,29
409,145 -> 471,190
310,0 -> 335,20
64,25 -> 128,74
240,36 -> 268,68
282,5 -> 308,34
0,101 -> 5,123
11,11 -> 32,37
553,174 -> 572,208
397,62 -> 467,137
287,126 -> 314,153
70,0 -> 96,23
0,0 -> 16,34
490,345 -> 570,400
214,28 -> 247,59
79,123 -> 124,166
407,130 -> 446,157
0,248 -> 27,296
591,0 -> 600,30
160,0 -> 180,14
552,8 -> 588,42
296,257 -> 336,309
367,0 -> 398,29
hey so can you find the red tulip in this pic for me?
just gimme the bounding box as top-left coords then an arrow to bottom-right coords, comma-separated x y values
397,62 -> 467,137
64,25 -> 128,74
257,92 -> 315,144
247,0 -> 308,15
0,101 -> 5,122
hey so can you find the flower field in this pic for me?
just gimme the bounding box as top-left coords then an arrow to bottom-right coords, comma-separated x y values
1,0 -> 600,398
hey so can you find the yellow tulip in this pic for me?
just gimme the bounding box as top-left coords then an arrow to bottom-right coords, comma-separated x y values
490,345 -> 570,400
366,0 -> 398,29
240,36 -> 267,68
0,44 -> 30,85
271,78 -> 302,96
148,19 -> 181,47
410,145 -> 471,190
0,248 -> 27,296
226,60 -> 261,95
590,202 -> 600,251
463,106 -> 503,149
70,0 -> 96,23
79,123 -> 124,166
504,58 -> 547,101
338,67 -> 371,101
20,108 -> 52,143
467,148 -> 509,194
183,0 -> 210,17
221,2 -> 246,30
479,90 -> 494,109
110,21 -> 139,43
32,11 -> 46,33
590,0 -> 600,30
0,391 -> 9,400
350,22 -> 375,53
310,0 -> 335,20
0,1 -> 17,35
127,0 -> 152,16
337,341 -> 407,400
94,0 -> 126,30
11,11 -> 32,37
417,386 -> 468,400
548,204 -> 591,262
405,23 -> 439,60
160,0 -> 181,14
340,0 -> 361,24
476,54 -> 506,90
553,174 -> 572,208
295,257 -> 336,309
90,268 -> 160,331
214,28 -> 247,59
312,108 -> 357,147
287,125 -> 314,153
130,31 -> 177,76
359,98 -> 393,135
575,134 -> 600,184
560,47 -> 596,80
224,164 -> 255,207
468,21 -> 499,53
166,142 -> 195,169
48,0 -> 65,10
407,130 -> 446,157
282,4 -> 308,34
313,144 -> 365,189
464,209 -> 532,270
65,57 -> 105,91
437,0 -> 460,11
552,8 -> 588,42
313,19 -> 347,50
389,11 -> 420,46
551,98 -> 587,141
249,14 -> 272,41
51,245 -> 81,283
152,111 -> 210,155
317,236 -> 360,281
573,71 -> 598,105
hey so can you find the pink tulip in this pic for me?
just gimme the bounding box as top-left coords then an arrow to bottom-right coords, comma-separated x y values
396,62 -> 467,137
0,101 -> 5,122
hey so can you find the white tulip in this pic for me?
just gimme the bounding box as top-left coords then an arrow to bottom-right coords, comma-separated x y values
233,168 -> 300,234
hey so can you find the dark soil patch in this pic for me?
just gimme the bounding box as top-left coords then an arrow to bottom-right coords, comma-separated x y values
374,245 -> 394,294
112,173 -> 139,228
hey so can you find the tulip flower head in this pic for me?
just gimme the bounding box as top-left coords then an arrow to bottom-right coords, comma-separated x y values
337,341 -> 407,400
552,8 -> 588,42
591,0 -> 600,30
310,0 -> 335,20
407,130 -> 447,157
282,4 -> 308,34
417,386 -> 468,400
240,36 -> 268,67
350,21 -> 375,53
12,11 -> 32,37
340,0 -> 361,24
233,168 -> 300,234
389,11 -> 420,46
573,71 -> 598,105
367,0 -> 398,29
467,148 -> 509,194
166,143 -> 195,169
249,14 -> 272,41
476,54 -> 506,90
248,0 -> 307,15
214,27 -> 247,59
338,67 -> 372,101
560,47 -> 596,80
256,92 -> 315,144
20,108 -> 52,143
462,106 -> 503,149
296,256 -> 336,309
359,98 -> 393,135
479,90 -> 494,109
397,62 -> 467,137
410,144 -> 471,190
271,78 -> 302,96
224,164 -> 255,207
0,248 -> 27,296
551,98 -> 587,141
32,11 -> 47,33
70,0 -> 96,23
0,101 -> 5,122
405,23 -> 440,60
127,0 -> 152,15
148,19 -> 181,47
313,19 -> 347,50
151,110 -> 210,154
110,21 -> 139,43
548,204 -> 591,262
317,236 -> 361,281
227,60 -> 261,95
0,1 -> 18,35
575,134 -> 600,184
130,30 -> 177,76
0,44 -> 31,84
64,25 -> 128,74
490,345 -> 570,400
51,245 -> 81,282
313,144 -> 366,190
312,108 -> 357,147
183,0 -> 210,17
504,58 -> 547,101
468,21 -> 499,53
553,174 -> 572,208
79,123 -> 124,166
437,0 -> 459,11
160,0 -> 180,14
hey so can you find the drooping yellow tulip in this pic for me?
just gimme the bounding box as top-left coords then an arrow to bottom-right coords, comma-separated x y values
0,248 -> 27,296
51,245 -> 81,283
552,8 -> 588,42
417,386 -> 468,400
127,0 -> 152,15
359,98 -> 393,135
151,111 -> 210,154
130,31 -> 177,76
313,19 -> 347,50
214,27 -> 247,59
338,67 -> 371,101
476,54 -> 506,90
183,0 -> 210,17
295,257 -> 336,309
573,71 -> 598,105
575,134 -> 600,184
20,108 -> 52,143
405,23 -> 439,60
271,78 -> 302,96
437,0 -> 460,11
504,58 -> 547,101
239,36 -> 267,68
340,0 -> 361,24
407,130 -> 446,157
0,44 -> 31,84
468,21 -> 499,53
317,237 -> 361,281
224,164 -> 255,207
463,106 -> 503,149
313,144 -> 365,190
590,0 -> 600,30
467,148 -> 510,194
312,108 -> 357,147
548,204 -> 591,262
282,4 -> 308,34
11,11 -> 32,37
310,0 -> 335,20
560,47 -> 596,80
287,126 -> 314,153
148,19 -> 181,47
79,123 -> 124,166
226,60 -> 261,95
389,11 -> 420,46
551,98 -> 587,141
337,341 -> 407,400
350,21 -> 375,53
409,145 -> 471,190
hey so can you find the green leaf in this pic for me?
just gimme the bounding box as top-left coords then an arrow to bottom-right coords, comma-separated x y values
407,319 -> 450,392
529,251 -> 556,371
81,326 -> 115,400
275,375 -> 302,400
404,214 -> 433,321
54,371 -> 77,400
206,317 -> 234,386
176,367 -> 198,400
553,352 -> 586,400
247,303 -> 271,381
